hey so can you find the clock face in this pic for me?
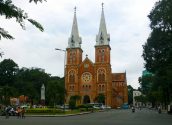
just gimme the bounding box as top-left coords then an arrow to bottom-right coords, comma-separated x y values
82,72 -> 92,82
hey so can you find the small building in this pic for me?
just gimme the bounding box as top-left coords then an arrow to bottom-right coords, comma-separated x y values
133,90 -> 142,107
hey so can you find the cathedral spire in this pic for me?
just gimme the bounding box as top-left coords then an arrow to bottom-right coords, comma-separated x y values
68,7 -> 82,48
96,3 -> 110,46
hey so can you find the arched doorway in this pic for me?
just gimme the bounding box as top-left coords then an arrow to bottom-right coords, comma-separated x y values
83,95 -> 90,104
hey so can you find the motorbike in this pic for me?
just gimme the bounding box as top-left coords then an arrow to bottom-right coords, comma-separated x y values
158,107 -> 161,114
132,107 -> 135,113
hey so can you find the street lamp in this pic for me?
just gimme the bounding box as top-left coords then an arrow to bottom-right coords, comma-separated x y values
55,48 -> 66,112
0,51 -> 4,58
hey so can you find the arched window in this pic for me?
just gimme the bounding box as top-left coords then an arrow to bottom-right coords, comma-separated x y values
98,49 -> 105,62
99,85 -> 101,91
102,85 -> 105,91
102,73 -> 105,82
69,51 -> 76,64
89,85 -> 91,89
69,70 -> 75,83
69,86 -> 74,91
101,50 -> 105,62
98,73 -> 102,82
98,69 -> 105,83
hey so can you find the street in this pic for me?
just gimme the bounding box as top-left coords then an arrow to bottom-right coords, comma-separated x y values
0,109 -> 172,125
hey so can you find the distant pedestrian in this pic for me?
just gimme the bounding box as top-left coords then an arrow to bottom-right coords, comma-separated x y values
132,106 -> 135,113
5,106 -> 10,119
16,107 -> 21,118
158,106 -> 161,114
21,107 -> 25,119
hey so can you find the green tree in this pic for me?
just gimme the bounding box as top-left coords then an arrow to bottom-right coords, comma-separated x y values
96,94 -> 105,104
15,67 -> 50,104
0,59 -> 18,86
0,0 -> 46,40
0,58 -> 66,106
127,85 -> 134,105
69,99 -> 76,110
83,95 -> 90,104
138,74 -> 153,95
134,95 -> 147,105
1,85 -> 17,105
69,95 -> 81,109
46,79 -> 65,106
142,0 -> 172,105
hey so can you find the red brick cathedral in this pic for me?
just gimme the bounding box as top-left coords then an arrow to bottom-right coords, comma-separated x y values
65,6 -> 128,108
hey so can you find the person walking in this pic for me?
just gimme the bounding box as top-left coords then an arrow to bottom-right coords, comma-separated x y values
132,106 -> 135,113
158,106 -> 161,114
16,107 -> 21,118
5,106 -> 10,119
21,107 -> 25,119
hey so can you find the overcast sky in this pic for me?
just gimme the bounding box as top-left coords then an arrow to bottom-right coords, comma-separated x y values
0,0 -> 158,89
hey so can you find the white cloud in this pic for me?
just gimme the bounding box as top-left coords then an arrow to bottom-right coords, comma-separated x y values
0,0 -> 158,89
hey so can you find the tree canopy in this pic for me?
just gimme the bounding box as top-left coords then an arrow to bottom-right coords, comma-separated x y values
0,0 -> 46,40
0,59 -> 18,86
142,0 -> 172,106
0,58 -> 65,106
127,85 -> 134,105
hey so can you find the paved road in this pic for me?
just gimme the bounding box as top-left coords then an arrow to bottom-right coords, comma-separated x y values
0,109 -> 172,125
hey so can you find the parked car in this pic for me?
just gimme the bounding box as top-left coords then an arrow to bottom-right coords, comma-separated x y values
60,104 -> 69,109
117,106 -> 121,109
100,105 -> 111,110
93,105 -> 101,109
121,103 -> 129,109
90,103 -> 103,109
167,104 -> 172,114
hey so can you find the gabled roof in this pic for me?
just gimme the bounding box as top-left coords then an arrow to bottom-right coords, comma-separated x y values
112,73 -> 126,82
79,56 -> 94,67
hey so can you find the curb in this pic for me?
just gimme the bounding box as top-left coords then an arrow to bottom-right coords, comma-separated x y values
25,111 -> 92,117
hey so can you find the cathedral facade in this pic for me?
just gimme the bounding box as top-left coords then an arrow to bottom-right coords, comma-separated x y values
65,6 -> 128,108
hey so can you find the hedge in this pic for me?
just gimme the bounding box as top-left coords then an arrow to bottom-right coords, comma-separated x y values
26,108 -> 63,114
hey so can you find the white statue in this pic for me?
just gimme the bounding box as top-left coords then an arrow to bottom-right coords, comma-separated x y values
41,84 -> 45,100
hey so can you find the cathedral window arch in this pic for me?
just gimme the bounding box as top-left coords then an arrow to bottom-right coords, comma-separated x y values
98,49 -> 105,62
69,70 -> 75,84
89,85 -> 91,89
99,85 -> 101,91
69,51 -> 76,64
97,68 -> 106,83
102,85 -> 105,91
101,49 -> 105,62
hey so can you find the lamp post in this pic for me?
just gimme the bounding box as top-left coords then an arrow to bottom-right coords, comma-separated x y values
0,51 -> 4,58
55,48 -> 66,112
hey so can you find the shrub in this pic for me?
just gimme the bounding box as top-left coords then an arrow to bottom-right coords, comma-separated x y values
26,108 -> 63,114
69,99 -> 76,110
